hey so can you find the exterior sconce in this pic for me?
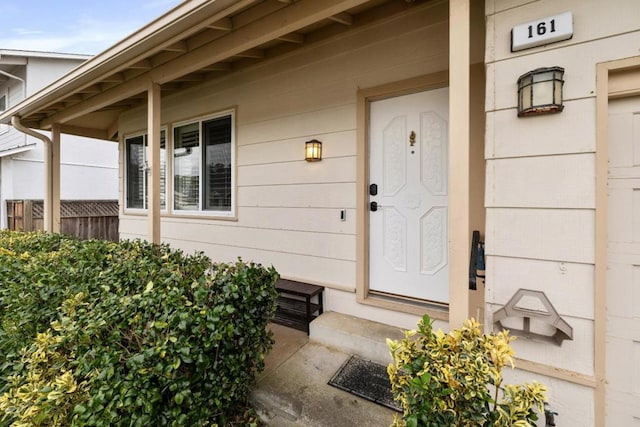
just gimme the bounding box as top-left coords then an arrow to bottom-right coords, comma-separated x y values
305,139 -> 322,161
517,66 -> 564,117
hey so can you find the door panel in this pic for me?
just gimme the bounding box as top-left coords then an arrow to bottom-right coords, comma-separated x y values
369,87 -> 449,303
607,96 -> 640,424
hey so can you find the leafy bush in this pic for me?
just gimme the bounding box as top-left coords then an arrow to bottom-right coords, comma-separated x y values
387,315 -> 547,427
0,231 -> 279,426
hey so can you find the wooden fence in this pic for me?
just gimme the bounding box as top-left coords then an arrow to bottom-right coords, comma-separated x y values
6,200 -> 119,241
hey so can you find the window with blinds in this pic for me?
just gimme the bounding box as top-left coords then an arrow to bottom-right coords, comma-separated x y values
172,112 -> 234,215
173,123 -> 200,211
125,136 -> 145,209
124,131 -> 166,210
203,116 -> 232,212
125,111 -> 234,216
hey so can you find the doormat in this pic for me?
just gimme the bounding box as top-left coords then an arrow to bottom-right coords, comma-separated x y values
328,355 -> 402,412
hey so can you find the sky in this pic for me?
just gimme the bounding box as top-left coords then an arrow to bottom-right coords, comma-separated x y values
0,0 -> 184,55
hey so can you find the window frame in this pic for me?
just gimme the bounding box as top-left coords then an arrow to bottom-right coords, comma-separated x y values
123,109 -> 236,219
171,109 -> 236,218
123,128 -> 168,213
0,90 -> 8,135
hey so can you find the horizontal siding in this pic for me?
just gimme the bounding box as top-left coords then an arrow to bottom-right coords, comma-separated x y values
238,156 -> 355,187
0,128 -> 26,152
238,130 -> 356,165
236,206 -> 356,235
118,3 -> 449,286
487,0 -> 640,63
239,104 -> 355,146
485,98 -> 596,159
162,237 -> 356,290
486,31 -> 640,111
491,312 -> 594,376
486,0 -> 534,15
486,256 -> 594,319
159,219 -> 355,261
486,208 -> 595,264
485,153 -> 595,209
238,183 -> 356,209
481,4 -> 640,420
503,369 -> 594,426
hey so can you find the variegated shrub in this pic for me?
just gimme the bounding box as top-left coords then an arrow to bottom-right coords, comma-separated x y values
387,315 -> 547,427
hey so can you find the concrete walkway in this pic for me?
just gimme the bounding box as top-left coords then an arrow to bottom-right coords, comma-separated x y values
251,313 -> 405,427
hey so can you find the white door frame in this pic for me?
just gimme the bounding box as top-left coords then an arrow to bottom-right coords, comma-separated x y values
356,72 -> 453,320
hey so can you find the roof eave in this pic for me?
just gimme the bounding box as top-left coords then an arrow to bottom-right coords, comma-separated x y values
0,0 -> 247,128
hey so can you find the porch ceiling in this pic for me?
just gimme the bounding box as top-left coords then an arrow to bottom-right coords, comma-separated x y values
0,0 -> 433,141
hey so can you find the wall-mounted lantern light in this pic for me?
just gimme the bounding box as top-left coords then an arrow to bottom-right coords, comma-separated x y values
517,66 -> 564,117
305,139 -> 322,161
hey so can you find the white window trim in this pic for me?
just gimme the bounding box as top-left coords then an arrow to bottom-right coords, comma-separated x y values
170,109 -> 236,218
123,109 -> 236,219
123,128 -> 168,214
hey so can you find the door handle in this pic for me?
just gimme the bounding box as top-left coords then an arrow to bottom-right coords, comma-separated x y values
370,201 -> 382,212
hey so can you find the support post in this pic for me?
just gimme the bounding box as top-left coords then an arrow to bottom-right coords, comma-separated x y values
51,123 -> 61,233
449,0 -> 471,328
43,139 -> 53,232
147,81 -> 161,245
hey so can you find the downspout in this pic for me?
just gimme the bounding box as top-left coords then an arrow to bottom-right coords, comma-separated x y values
10,116 -> 53,232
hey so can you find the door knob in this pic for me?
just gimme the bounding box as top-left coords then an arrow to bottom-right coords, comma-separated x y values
370,201 -> 381,212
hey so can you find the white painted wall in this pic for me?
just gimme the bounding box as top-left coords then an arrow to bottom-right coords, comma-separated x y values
0,53 -> 117,228
25,57 -> 85,97
485,0 -> 640,424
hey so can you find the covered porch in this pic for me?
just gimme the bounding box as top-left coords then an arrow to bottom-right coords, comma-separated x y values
0,0 -> 485,327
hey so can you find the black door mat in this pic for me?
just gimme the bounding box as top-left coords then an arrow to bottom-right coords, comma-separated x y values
328,355 -> 402,412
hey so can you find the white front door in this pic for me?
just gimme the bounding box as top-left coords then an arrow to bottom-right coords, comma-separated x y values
606,95 -> 640,424
368,87 -> 449,303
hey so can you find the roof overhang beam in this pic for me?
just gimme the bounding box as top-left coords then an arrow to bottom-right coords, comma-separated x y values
40,0 -> 372,128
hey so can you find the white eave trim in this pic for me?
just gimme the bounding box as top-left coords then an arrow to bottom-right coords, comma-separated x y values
0,143 -> 36,158
0,49 -> 92,61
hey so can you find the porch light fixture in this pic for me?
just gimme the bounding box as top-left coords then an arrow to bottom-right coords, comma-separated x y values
305,139 -> 322,161
517,66 -> 564,117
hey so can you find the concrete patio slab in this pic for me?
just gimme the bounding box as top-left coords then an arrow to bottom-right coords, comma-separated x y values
252,315 -> 401,426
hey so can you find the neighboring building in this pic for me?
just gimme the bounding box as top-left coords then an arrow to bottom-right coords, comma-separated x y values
0,49 -> 118,229
0,1 -> 639,425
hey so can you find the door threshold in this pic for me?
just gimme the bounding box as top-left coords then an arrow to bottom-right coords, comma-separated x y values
362,290 -> 449,321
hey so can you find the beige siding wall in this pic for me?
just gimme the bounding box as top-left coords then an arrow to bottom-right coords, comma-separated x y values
486,0 -> 640,424
118,2 -> 449,330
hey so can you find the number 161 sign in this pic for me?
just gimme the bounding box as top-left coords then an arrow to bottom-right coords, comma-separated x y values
511,12 -> 573,52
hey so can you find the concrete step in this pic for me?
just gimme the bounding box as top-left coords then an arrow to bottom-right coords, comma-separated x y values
309,311 -> 405,364
251,315 -> 404,426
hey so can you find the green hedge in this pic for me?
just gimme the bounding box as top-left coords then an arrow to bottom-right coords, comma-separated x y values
0,231 -> 279,426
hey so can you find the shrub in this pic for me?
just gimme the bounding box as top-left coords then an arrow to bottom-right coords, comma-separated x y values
387,315 -> 547,427
0,231 -> 279,426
